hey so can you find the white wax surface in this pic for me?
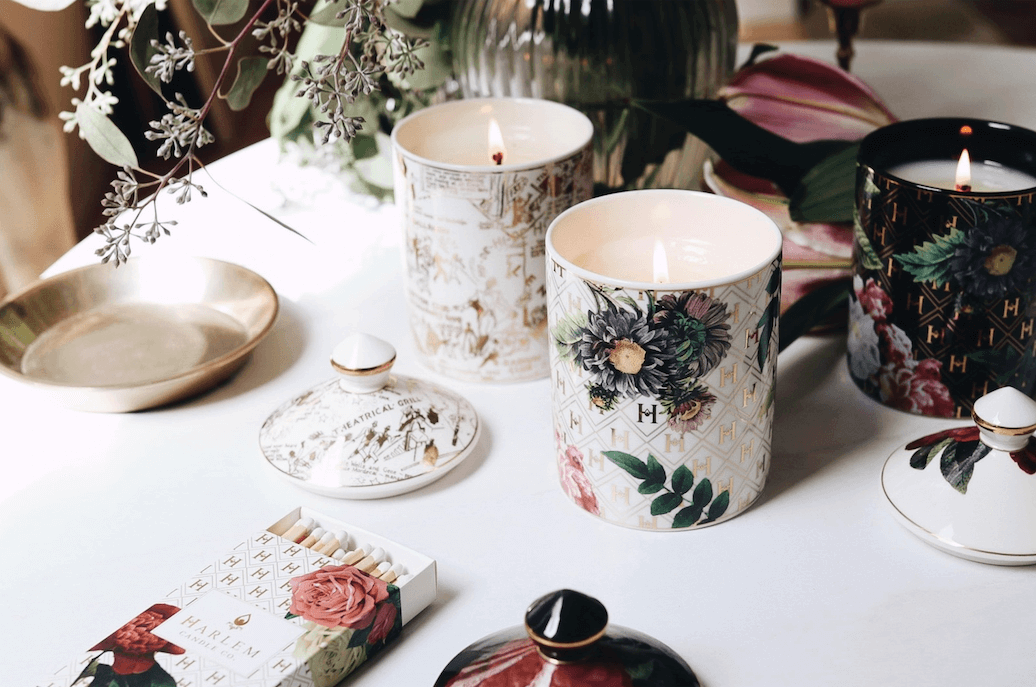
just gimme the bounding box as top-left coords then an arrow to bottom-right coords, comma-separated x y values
392,98 -> 593,169
888,159 -> 1036,192
548,190 -> 783,287
575,236 -> 739,283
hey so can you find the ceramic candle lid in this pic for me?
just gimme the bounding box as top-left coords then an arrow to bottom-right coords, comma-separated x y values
881,386 -> 1036,565
434,589 -> 699,686
259,333 -> 480,499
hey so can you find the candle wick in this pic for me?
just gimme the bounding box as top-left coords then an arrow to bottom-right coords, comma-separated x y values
956,183 -> 971,192
492,152 -> 503,166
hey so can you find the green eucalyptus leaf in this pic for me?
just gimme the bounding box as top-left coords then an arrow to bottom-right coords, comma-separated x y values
130,4 -> 162,95
671,465 -> 694,496
388,38 -> 450,91
307,0 -> 349,27
354,133 -> 394,190
778,279 -> 850,353
691,478 -> 713,508
76,102 -> 139,169
702,490 -> 730,523
672,504 -> 704,528
391,0 -> 424,18
192,0 -> 249,25
646,454 -> 666,485
788,143 -> 859,224
638,481 -> 665,495
603,451 -> 650,480
651,492 -> 683,516
225,57 -> 268,111
351,132 -> 380,160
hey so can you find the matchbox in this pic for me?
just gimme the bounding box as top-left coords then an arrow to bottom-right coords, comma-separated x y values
39,507 -> 436,687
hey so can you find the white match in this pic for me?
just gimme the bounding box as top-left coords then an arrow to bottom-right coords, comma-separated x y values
299,527 -> 325,548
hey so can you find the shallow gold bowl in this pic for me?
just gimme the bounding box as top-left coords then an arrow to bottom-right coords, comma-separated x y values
0,257 -> 278,412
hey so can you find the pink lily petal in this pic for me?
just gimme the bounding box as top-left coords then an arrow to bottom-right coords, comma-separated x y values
721,54 -> 896,143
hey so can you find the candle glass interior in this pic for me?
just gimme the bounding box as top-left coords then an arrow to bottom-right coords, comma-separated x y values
860,118 -> 1036,193
548,190 -> 782,287
392,97 -> 594,168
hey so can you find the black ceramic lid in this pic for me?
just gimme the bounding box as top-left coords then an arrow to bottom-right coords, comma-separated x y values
434,589 -> 699,686
524,589 -> 608,649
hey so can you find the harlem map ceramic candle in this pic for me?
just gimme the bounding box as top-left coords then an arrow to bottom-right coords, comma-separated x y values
392,98 -> 593,383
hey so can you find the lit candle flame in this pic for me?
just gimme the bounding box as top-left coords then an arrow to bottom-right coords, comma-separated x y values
652,240 -> 670,284
956,148 -> 972,192
488,118 -> 505,166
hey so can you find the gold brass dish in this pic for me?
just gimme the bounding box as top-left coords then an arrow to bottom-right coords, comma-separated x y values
0,257 -> 278,412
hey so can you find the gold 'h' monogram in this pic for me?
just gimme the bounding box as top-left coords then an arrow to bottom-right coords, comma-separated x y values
719,421 -> 737,444
611,485 -> 630,504
719,364 -> 738,388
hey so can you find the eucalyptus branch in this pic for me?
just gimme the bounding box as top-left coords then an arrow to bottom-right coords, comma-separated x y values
64,0 -> 429,264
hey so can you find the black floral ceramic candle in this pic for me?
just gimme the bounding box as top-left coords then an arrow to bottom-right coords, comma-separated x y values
852,118 -> 1036,418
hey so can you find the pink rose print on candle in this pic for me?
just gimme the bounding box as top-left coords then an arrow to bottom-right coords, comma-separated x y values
556,442 -> 600,516
848,276 -> 953,417
88,603 -> 185,676
878,359 -> 954,418
857,278 -> 893,322
288,564 -> 390,629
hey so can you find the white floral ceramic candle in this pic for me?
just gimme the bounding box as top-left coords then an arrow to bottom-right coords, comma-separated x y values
392,98 -> 593,382
547,191 -> 783,529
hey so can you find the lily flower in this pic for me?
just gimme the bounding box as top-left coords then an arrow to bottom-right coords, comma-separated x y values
705,50 -> 896,315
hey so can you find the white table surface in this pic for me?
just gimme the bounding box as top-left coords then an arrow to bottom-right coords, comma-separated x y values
4,40 -> 1036,686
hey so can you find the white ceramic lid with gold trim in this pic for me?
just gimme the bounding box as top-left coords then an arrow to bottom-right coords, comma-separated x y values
259,333 -> 480,499
881,386 -> 1036,565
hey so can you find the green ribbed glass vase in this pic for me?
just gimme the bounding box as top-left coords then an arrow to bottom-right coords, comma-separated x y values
450,0 -> 738,192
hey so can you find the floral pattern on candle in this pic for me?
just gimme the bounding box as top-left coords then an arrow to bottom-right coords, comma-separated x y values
852,166 -> 1036,417
554,284 -> 742,433
548,255 -> 780,530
